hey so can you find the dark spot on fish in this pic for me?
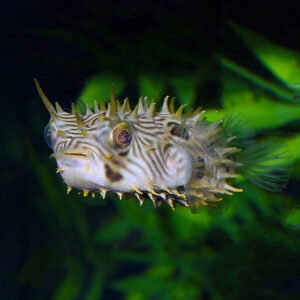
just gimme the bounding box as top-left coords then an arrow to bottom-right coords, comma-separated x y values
197,156 -> 205,163
167,122 -> 189,140
177,186 -> 185,194
119,150 -> 129,157
195,164 -> 205,179
196,170 -> 204,179
104,164 -> 123,182
163,143 -> 172,153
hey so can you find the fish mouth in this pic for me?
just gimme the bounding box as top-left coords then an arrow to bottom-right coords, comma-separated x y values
58,149 -> 93,159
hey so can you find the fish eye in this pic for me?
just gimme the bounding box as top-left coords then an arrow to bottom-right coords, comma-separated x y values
44,123 -> 53,149
110,122 -> 132,149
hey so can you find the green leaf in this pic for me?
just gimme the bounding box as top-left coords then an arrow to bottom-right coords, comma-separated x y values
172,207 -> 214,239
52,259 -> 84,300
205,74 -> 300,130
285,133 -> 300,163
139,73 -> 165,103
217,56 -> 294,102
228,91 -> 300,131
113,275 -> 160,296
230,22 -> 300,89
83,269 -> 104,300
94,217 -> 132,244
78,73 -> 125,108
147,263 -> 173,279
285,210 -> 300,226
169,76 -> 198,108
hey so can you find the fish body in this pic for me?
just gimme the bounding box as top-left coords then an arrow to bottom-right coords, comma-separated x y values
36,79 -> 287,213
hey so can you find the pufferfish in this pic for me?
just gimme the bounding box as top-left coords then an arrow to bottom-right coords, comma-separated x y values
36,79 -> 287,213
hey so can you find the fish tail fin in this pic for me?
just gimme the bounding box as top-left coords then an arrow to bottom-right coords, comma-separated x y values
223,114 -> 290,192
235,138 -> 290,192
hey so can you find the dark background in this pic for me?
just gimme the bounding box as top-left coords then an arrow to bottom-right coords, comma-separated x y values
2,1 -> 300,299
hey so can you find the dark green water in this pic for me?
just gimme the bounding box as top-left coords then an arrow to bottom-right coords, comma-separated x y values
2,1 -> 300,299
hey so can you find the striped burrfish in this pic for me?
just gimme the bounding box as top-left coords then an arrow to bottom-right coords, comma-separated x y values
36,79 -> 288,213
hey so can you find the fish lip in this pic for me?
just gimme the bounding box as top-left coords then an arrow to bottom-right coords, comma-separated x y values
57,149 -> 93,159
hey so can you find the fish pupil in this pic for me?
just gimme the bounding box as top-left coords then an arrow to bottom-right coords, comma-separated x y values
118,130 -> 131,145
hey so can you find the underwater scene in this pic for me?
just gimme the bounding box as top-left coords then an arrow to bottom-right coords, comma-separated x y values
3,1 -> 300,299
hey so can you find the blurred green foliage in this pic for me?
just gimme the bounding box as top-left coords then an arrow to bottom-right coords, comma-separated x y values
16,19 -> 300,300
229,22 -> 300,89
